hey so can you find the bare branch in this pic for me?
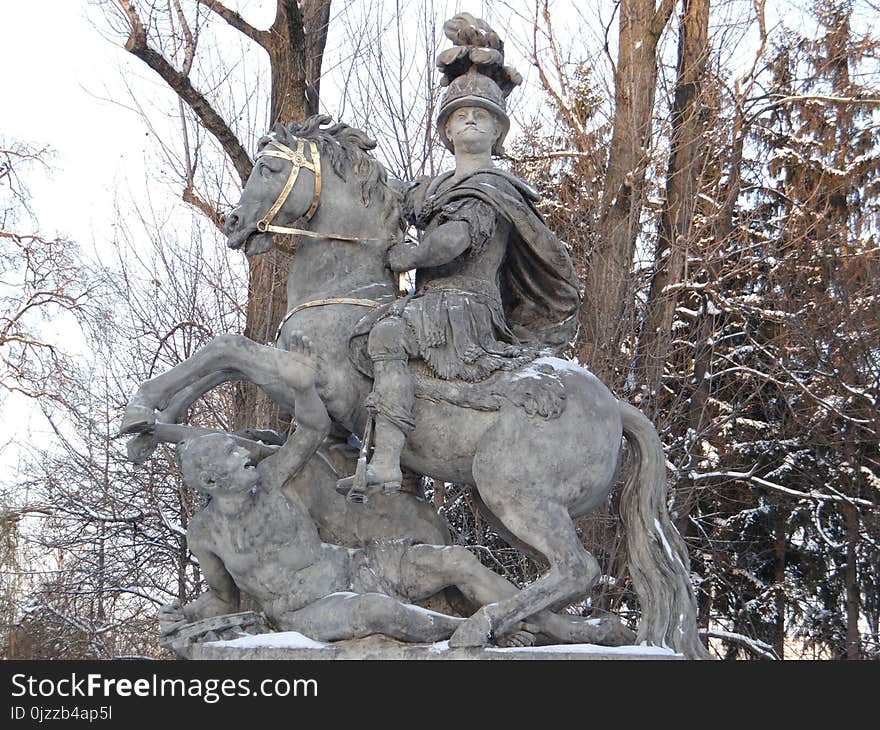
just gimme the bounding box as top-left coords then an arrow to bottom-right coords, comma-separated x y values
650,0 -> 677,39
116,0 -> 253,183
182,185 -> 225,231
700,629 -> 779,660
690,469 -> 879,511
196,0 -> 269,46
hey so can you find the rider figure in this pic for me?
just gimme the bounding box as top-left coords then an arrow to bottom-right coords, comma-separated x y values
344,15 -> 581,493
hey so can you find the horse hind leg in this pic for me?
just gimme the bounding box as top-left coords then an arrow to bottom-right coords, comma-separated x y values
449,494 -> 600,647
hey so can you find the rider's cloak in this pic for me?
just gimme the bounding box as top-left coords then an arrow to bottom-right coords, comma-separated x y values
351,169 -> 580,382
411,169 -> 580,350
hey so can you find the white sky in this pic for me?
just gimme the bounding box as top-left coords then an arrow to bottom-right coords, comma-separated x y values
1,1 -> 154,246
1,2 -> 156,475
0,0 -> 783,244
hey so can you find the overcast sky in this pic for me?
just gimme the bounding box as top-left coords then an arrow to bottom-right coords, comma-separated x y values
1,2 -> 157,246
0,0 -> 811,244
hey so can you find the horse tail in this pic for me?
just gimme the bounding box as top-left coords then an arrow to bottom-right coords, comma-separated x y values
617,401 -> 709,659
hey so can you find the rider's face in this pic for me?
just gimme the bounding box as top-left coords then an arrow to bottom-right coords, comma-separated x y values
445,106 -> 498,155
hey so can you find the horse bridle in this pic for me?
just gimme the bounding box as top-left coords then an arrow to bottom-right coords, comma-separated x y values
254,136 -> 407,337
255,138 -> 362,243
256,137 -> 401,338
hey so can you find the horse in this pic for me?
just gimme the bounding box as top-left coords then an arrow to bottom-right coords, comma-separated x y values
121,115 -> 708,658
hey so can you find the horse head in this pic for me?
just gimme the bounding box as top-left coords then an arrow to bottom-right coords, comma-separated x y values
225,115 -> 403,258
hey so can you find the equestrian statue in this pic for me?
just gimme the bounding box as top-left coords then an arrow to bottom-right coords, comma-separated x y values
121,13 -> 709,658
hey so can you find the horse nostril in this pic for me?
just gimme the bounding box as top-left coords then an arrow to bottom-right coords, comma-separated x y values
225,212 -> 240,234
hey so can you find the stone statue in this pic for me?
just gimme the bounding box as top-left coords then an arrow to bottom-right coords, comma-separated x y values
161,428 -> 632,647
121,13 -> 709,658
340,13 -> 579,494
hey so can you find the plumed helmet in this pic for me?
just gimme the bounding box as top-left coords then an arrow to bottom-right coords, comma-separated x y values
436,13 -> 522,157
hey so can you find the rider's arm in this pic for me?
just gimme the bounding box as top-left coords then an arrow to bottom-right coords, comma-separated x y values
387,197 -> 497,271
387,219 -> 471,271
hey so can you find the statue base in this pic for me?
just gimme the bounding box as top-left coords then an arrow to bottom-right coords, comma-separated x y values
162,612 -> 682,660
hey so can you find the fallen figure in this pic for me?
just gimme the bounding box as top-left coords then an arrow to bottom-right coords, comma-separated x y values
161,430 -> 633,647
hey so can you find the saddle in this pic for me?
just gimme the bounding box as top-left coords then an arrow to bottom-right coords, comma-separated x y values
411,358 -> 567,420
348,304 -> 567,421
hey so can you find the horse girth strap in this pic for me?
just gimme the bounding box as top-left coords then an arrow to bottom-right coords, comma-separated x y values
257,138 -> 322,230
275,298 -> 381,342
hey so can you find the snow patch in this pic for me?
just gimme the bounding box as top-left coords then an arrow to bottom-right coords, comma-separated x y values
654,518 -> 685,569
487,643 -> 677,656
209,631 -> 330,650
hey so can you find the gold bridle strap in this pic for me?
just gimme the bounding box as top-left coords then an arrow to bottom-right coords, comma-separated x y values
257,139 -> 321,233
255,138 -> 378,244
275,298 -> 381,342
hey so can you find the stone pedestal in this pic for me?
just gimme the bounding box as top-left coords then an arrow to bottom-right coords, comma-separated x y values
189,631 -> 682,660
163,611 -> 683,660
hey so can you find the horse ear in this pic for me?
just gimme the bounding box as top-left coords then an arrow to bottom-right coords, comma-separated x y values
273,122 -> 288,143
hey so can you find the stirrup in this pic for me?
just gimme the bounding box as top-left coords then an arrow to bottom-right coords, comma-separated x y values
335,473 -> 401,504
333,413 -> 382,503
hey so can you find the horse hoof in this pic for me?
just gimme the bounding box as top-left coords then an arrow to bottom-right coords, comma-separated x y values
126,433 -> 159,464
449,612 -> 493,648
120,404 -> 156,434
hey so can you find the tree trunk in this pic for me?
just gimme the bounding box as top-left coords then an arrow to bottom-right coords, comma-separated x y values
636,0 -> 710,416
235,0 -> 331,432
235,246 -> 293,432
116,0 -> 331,433
580,0 -> 675,389
843,502 -> 862,659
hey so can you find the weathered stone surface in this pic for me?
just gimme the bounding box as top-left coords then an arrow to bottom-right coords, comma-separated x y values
161,612 -> 271,660
191,632 -> 683,661
121,12 -> 709,660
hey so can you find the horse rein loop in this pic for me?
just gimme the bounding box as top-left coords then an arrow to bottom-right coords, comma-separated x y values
255,138 -> 363,244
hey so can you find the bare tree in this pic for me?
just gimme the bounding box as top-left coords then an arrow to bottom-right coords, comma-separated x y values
0,142 -> 96,404
8,188 -> 246,658
581,0 -> 677,388
101,0 -> 331,430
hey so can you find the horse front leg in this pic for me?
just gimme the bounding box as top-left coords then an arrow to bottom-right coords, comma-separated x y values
121,333 -> 312,432
126,370 -> 242,463
122,334 -> 328,487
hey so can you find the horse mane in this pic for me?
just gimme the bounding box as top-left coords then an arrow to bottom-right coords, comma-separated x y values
259,115 -> 398,212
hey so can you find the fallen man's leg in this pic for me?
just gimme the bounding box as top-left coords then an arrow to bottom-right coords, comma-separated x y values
269,592 -> 463,643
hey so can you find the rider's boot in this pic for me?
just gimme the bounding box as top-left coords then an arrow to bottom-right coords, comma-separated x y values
363,355 -> 415,491
337,356 -> 414,495
364,414 -> 406,491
